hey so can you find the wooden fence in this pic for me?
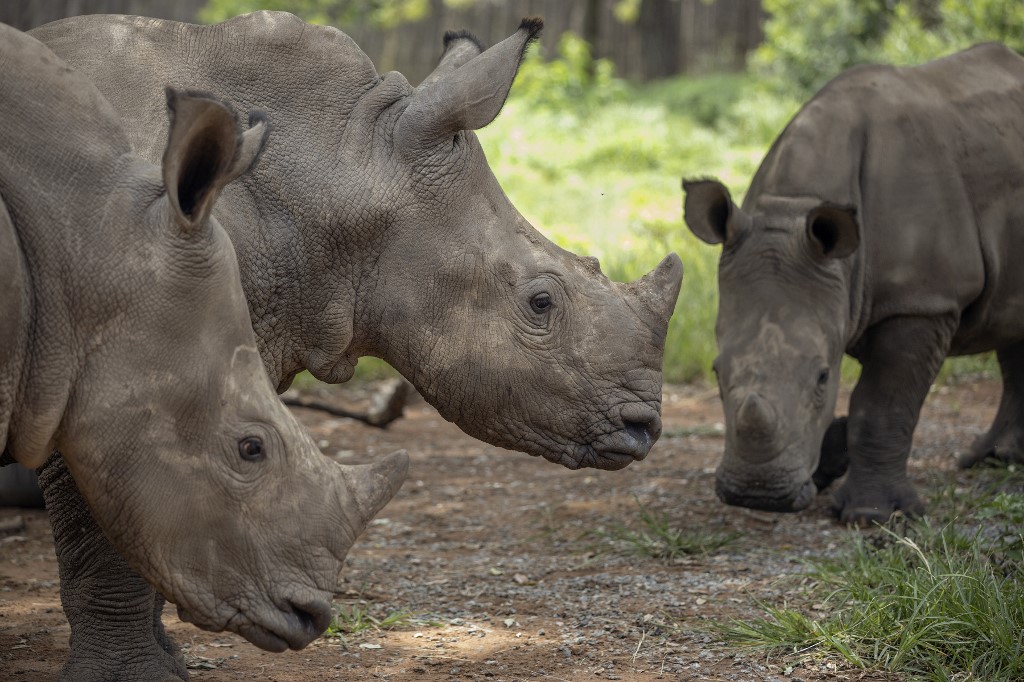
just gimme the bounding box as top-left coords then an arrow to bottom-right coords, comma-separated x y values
1,0 -> 765,83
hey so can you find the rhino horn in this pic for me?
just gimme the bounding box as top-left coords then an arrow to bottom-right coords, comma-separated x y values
395,18 -> 542,156
337,450 -> 409,529
418,29 -> 485,90
735,392 -> 777,454
162,88 -> 269,229
624,253 -> 683,333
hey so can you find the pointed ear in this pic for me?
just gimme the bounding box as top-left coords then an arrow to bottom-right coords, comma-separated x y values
418,29 -> 485,89
806,202 -> 859,259
162,88 -> 270,230
682,178 -> 748,245
395,18 -> 542,157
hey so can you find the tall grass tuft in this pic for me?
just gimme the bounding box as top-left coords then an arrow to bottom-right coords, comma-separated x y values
718,490 -> 1024,680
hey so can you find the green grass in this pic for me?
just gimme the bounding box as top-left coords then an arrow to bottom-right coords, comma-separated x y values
323,601 -> 436,646
716,477 -> 1024,680
599,498 -> 742,561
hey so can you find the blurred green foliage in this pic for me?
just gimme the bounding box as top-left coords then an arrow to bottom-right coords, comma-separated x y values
754,0 -> 1024,98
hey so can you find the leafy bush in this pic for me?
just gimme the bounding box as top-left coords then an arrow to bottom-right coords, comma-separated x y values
754,0 -> 1024,98
510,31 -> 626,113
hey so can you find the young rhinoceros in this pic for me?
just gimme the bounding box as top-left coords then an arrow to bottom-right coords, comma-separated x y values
0,23 -> 407,666
683,43 -> 1024,524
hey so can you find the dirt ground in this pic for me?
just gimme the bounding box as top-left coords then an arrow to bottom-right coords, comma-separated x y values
0,377 -> 1004,682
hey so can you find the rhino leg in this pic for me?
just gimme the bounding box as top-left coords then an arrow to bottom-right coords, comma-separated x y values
959,342 -> 1024,468
813,416 -> 849,490
831,316 -> 955,525
37,453 -> 188,682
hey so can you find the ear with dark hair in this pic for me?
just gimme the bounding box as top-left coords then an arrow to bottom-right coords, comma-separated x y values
395,18 -> 542,157
162,88 -> 270,231
418,29 -> 485,89
682,178 -> 748,245
806,203 -> 859,259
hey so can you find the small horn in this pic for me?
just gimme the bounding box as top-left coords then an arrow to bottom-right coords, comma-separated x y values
735,393 -> 775,444
339,450 -> 409,529
628,253 -> 683,330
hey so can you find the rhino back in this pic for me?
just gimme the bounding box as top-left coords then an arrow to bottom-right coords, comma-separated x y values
0,24 -> 136,463
32,12 -> 380,165
748,43 -> 1024,349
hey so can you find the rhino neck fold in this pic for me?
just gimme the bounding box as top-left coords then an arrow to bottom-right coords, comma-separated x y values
216,194 -> 360,393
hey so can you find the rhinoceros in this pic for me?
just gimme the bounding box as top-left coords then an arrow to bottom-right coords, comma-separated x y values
23,12 -> 682,681
683,42 -> 1024,524
0,22 -> 407,674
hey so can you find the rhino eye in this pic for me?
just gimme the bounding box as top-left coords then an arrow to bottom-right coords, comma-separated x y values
238,436 -> 265,462
530,293 -> 552,314
816,368 -> 830,388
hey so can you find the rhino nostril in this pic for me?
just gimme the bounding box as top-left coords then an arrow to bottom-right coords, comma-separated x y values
287,599 -> 332,639
623,418 -> 656,450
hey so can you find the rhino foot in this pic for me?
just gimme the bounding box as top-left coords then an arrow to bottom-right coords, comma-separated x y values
60,641 -> 188,682
959,428 -> 1024,468
830,475 -> 924,526
38,453 -> 189,682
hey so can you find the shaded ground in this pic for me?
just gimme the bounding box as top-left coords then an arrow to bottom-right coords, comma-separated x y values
0,378 -> 1001,681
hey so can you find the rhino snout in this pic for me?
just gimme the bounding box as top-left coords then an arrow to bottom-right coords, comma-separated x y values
620,401 -> 662,453
714,473 -> 817,513
177,592 -> 333,653
281,597 -> 334,648
583,403 -> 662,470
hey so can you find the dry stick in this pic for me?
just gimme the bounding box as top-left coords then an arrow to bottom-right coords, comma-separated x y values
282,380 -> 413,428
281,395 -> 385,425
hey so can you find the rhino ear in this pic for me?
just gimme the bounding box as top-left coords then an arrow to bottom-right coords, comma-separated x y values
806,202 -> 859,259
395,18 -> 542,157
418,29 -> 485,90
682,178 -> 747,245
162,88 -> 270,230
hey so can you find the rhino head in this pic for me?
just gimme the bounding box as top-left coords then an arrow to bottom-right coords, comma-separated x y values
344,20 -> 683,470
683,179 -> 859,511
0,31 -> 407,653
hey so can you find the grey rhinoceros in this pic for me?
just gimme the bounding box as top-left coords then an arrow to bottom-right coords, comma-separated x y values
22,12 -> 683,681
683,42 -> 1024,524
0,22 -> 407,674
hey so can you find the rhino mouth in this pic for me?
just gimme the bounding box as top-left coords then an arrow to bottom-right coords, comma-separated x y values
571,413 -> 660,470
714,476 -> 817,513
575,435 -> 654,470
177,596 -> 331,652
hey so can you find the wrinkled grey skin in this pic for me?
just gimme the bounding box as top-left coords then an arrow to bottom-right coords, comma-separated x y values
24,13 -> 682,682
684,43 -> 1024,524
0,23 -> 407,677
